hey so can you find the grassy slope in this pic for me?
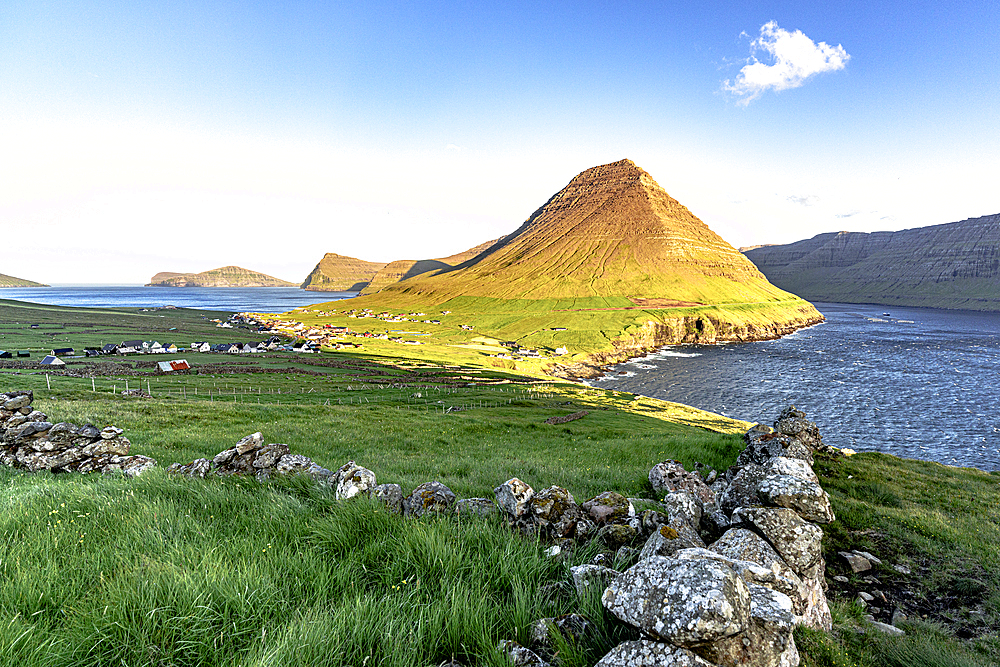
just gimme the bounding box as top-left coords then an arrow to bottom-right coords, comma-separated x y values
300,254 -> 388,291
2,302 -> 998,666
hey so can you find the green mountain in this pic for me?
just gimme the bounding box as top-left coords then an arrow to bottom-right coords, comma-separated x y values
743,213 -> 1000,310
327,159 -> 822,374
147,266 -> 296,288
0,273 -> 48,288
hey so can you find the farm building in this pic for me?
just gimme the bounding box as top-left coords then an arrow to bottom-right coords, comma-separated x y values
51,348 -> 74,356
40,355 -> 65,366
157,359 -> 191,372
0,350 -> 11,359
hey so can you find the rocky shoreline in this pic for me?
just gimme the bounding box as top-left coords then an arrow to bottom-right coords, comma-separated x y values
550,310 -> 826,381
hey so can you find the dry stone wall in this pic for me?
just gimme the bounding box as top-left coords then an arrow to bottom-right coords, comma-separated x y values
0,390 -> 156,476
1,388 -> 846,667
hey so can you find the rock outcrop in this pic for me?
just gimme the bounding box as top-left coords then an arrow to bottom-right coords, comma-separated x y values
300,253 -> 389,292
0,391 -> 155,476
743,213 -> 1000,310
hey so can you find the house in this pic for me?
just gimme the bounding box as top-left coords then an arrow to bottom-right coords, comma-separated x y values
227,343 -> 242,354
157,359 -> 191,372
85,349 -> 101,357
554,347 -> 568,356
147,342 -> 163,353
39,355 -> 65,366
240,343 -> 254,354
162,343 -> 178,354
0,350 -> 11,359
119,341 -> 143,355
292,341 -> 314,353
192,342 -> 211,352
51,348 -> 74,356
102,343 -> 119,355
17,350 -> 30,358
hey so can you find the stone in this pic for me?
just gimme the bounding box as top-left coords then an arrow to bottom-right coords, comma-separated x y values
696,584 -> 799,667
833,575 -> 848,583
649,460 -> 715,505
773,406 -> 823,451
108,454 -> 157,477
77,424 -> 100,439
594,641 -> 716,667
732,507 -> 823,574
640,509 -> 671,535
868,620 -> 905,636
570,564 -> 619,597
334,461 -> 377,500
2,395 -> 31,411
700,510 -> 731,543
892,563 -> 911,575
757,474 -> 835,524
494,478 -> 535,518
274,453 -> 315,475
455,498 -> 497,516
403,481 -> 456,516
598,523 -> 638,549
639,519 -> 705,561
797,575 -> 833,631
855,550 -> 882,565
839,551 -> 872,573
582,491 -> 635,525
234,432 -> 264,454
100,426 -> 123,440
858,591 -> 874,602
253,443 -> 290,469
374,483 -> 404,513
497,640 -> 549,667
530,486 -> 582,538
81,437 -> 131,457
763,457 -> 820,485
212,447 -> 238,466
718,464 -> 769,515
663,491 -> 703,529
167,458 -> 212,478
530,614 -> 591,652
602,556 -> 750,646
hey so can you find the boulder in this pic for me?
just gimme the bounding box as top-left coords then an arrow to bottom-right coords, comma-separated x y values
595,641 -> 716,667
696,584 -> 799,667
773,407 -> 823,451
638,520 -> 706,561
649,460 -> 715,505
597,523 -> 638,549
334,461 -> 377,500
582,491 -> 635,525
757,474 -> 835,524
530,486 -> 583,538
403,481 -> 456,516
763,457 -> 819,485
674,548 -> 804,609
737,432 -> 813,468
374,483 -> 404,513
602,556 -> 750,646
718,464 -> 769,515
167,458 -> 212,478
494,478 -> 535,518
82,437 -> 131,457
234,432 -> 264,454
663,491 -> 704,529
455,498 -> 497,516
839,551 -> 873,573
497,640 -> 549,667
253,443 -> 290,469
732,507 -> 823,574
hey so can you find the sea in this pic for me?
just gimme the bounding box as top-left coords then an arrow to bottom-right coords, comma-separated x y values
587,302 -> 1000,472
0,285 -> 356,313
4,288 -> 998,471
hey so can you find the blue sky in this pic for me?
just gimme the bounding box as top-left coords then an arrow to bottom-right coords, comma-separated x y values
2,1 -> 998,284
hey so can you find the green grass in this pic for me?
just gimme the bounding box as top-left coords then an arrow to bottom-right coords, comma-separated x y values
0,468 -> 638,667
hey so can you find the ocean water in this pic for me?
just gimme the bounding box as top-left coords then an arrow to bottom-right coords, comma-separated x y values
0,286 -> 356,313
588,302 -> 1000,471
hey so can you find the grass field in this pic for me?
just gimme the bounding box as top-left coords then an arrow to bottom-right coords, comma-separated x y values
1,298 -> 999,666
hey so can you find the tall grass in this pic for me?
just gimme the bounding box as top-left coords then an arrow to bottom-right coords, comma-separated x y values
0,467 -> 635,667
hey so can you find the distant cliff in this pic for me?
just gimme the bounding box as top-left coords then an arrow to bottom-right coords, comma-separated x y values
300,254 -> 388,292
0,273 -> 48,288
743,213 -> 1000,310
147,266 -> 296,288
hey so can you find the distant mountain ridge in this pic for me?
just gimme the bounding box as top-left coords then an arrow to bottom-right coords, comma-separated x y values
147,266 -> 295,288
0,273 -> 48,288
743,213 -> 1000,310
303,239 -> 503,294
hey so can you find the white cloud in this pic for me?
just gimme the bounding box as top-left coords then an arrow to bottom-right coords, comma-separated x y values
724,21 -> 850,105
787,194 -> 820,206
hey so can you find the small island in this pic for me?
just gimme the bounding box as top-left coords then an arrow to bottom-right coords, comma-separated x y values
0,272 -> 48,288
147,266 -> 296,288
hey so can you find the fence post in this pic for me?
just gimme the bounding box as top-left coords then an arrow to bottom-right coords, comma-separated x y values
46,374 -> 50,390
